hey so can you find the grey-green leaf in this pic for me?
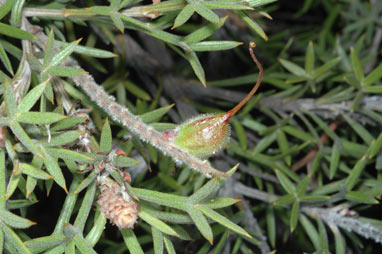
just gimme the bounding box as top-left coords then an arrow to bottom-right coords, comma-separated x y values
100,118 -> 112,153
20,163 -> 52,180
15,112 -> 66,125
187,207 -> 213,244
0,209 -> 35,229
48,38 -> 81,68
17,80 -> 48,113
199,205 -> 251,238
173,4 -> 195,29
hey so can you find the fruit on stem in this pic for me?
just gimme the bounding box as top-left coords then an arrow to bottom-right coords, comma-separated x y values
170,42 -> 263,158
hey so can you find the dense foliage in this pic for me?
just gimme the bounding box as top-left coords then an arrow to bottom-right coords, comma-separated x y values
0,0 -> 381,253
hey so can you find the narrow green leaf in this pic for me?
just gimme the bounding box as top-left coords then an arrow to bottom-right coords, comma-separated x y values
0,42 -> 13,75
121,229 -> 144,254
119,14 -> 182,45
188,177 -> 219,204
279,58 -> 306,76
200,197 -> 239,209
112,156 -> 139,169
47,66 -> 87,77
139,209 -> 178,236
185,51 -> 206,86
10,0 -> 25,27
273,194 -> 295,206
317,218 -> 329,253
299,195 -> 330,202
123,81 -> 151,101
48,38 -> 81,68
290,200 -> 299,232
299,214 -> 320,251
363,64 -> 382,86
341,113 -> 373,145
141,104 -> 174,123
15,112 -> 66,125
17,80 -> 48,113
276,129 -> 291,165
282,125 -> 315,142
190,40 -> 243,51
9,121 -> 43,158
199,205 -> 251,238
100,118 -> 112,153
85,213 -> 106,247
50,116 -> 87,131
0,221 -> 32,254
330,225 -> 346,254
142,208 -> 191,225
42,151 -> 67,191
0,0 -> 14,20
266,206 -> 276,247
203,1 -> 253,10
152,227 -> 164,254
233,119 -> 247,150
163,235 -> 176,254
73,234 -> 97,254
20,163 -> 52,180
187,207 -> 213,243
46,148 -> 94,163
183,16 -> 227,44
0,150 -> 5,209
65,241 -> 75,254
0,209 -> 35,229
369,132 -> 382,159
194,3 -> 219,23
236,10 -> 268,40
133,188 -> 188,210
52,176 -> 81,234
73,172 -> 97,195
345,155 -> 367,191
350,47 -> 364,82
41,131 -> 82,147
74,181 -> 96,232
173,4 -> 195,29
253,132 -> 277,154
305,111 -> 339,141
329,144 -> 340,179
55,40 -> 117,58
275,170 -> 296,194
4,82 -> 17,117
296,176 -> 310,196
312,57 -> 341,79
0,22 -> 34,40
24,234 -> 67,253
364,85 -> 382,93
111,13 -> 125,33
346,191 -> 378,204
305,41 -> 314,74
44,29 -> 55,67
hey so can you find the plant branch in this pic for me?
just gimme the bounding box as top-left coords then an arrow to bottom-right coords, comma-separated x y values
24,20 -> 227,178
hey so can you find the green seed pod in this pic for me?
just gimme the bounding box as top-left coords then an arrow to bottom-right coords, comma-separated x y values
170,42 -> 263,159
173,113 -> 231,158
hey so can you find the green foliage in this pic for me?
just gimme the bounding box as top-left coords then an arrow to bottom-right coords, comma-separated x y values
0,0 -> 382,253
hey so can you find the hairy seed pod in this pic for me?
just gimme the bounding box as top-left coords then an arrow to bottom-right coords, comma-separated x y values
171,42 -> 263,158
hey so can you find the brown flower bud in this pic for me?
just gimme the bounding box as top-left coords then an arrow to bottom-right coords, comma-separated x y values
97,182 -> 139,229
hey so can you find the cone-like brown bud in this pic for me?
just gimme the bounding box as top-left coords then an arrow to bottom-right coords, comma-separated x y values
97,182 -> 139,229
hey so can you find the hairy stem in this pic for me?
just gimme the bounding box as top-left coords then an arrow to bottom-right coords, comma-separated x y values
24,20 -> 227,178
